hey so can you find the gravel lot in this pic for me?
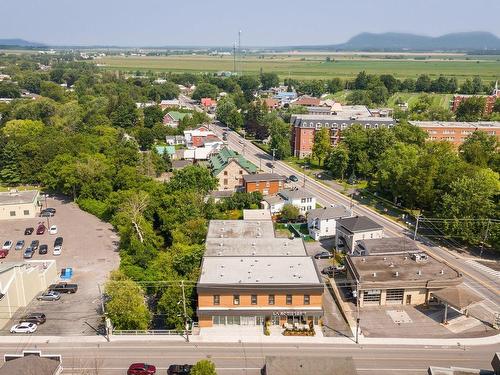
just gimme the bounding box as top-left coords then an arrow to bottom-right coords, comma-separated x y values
0,196 -> 119,335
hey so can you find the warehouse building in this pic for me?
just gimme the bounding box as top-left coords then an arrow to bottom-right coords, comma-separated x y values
0,190 -> 40,220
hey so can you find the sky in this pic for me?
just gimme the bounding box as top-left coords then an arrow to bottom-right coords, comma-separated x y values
2,0 -> 500,47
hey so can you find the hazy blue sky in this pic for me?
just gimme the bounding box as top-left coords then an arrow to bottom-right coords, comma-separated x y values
2,0 -> 500,46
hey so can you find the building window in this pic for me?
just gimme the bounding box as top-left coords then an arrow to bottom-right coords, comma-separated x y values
23,210 -> 30,216
256,182 -> 259,187
224,171 -> 228,176
239,170 -> 243,174
223,178 -> 228,185
265,182 -> 270,187
233,295 -> 240,305
268,295 -> 275,305
251,295 -> 257,305
213,295 -> 220,305
286,294 -> 292,305
304,295 -> 310,305
9,211 -> 16,217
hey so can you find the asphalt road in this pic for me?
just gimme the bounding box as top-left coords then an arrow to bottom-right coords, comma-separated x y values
210,123 -> 500,317
0,340 -> 497,375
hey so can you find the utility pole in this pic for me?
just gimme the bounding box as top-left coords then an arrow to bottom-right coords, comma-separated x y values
181,280 -> 189,342
271,148 -> 276,174
479,219 -> 490,258
355,282 -> 360,344
238,30 -> 242,75
413,215 -> 420,240
233,42 -> 236,75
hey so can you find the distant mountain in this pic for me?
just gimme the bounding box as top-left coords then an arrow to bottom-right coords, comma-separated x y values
0,38 -> 45,47
329,32 -> 500,51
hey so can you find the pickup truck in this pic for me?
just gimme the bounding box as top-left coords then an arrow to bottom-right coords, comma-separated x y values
48,282 -> 78,294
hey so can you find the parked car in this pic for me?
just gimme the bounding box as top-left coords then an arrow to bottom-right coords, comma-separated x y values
23,247 -> 35,259
30,240 -> 40,250
127,363 -> 156,375
53,237 -> 63,255
38,244 -> 48,255
37,291 -> 61,301
36,223 -> 46,235
19,313 -> 46,325
44,208 -> 56,214
49,225 -> 58,235
54,237 -> 63,247
314,251 -> 333,259
167,364 -> 193,375
15,240 -> 25,250
48,282 -> 78,294
266,162 -> 274,168
53,244 -> 62,256
40,209 -> 54,217
321,266 -> 335,277
10,322 -> 37,334
2,240 -> 13,251
288,174 -> 299,182
24,227 -> 34,235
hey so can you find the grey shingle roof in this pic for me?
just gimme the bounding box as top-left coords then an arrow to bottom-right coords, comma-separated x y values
337,216 -> 383,233
307,205 -> 351,220
243,173 -> 286,183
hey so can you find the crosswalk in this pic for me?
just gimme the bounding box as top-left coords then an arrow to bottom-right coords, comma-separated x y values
464,259 -> 500,279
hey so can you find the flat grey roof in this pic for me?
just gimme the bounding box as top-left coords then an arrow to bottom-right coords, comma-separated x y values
308,205 -> 351,220
0,355 -> 60,375
264,195 -> 284,205
348,253 -> 461,284
356,237 -> 420,255
0,190 -> 38,206
207,220 -> 275,239
410,121 -> 500,129
199,256 -> 322,285
264,356 -> 358,375
279,188 -> 315,200
243,209 -> 272,221
243,173 -> 286,182
337,216 -> 383,233
205,237 -> 306,257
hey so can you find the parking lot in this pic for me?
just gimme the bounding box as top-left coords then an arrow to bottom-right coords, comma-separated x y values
0,195 -> 120,335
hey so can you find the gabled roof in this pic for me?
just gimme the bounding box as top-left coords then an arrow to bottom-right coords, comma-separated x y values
166,111 -> 189,122
155,145 -> 176,156
337,216 -> 383,233
243,173 -> 286,183
279,188 -> 315,201
209,147 -> 258,176
293,96 -> 321,106
308,205 -> 351,221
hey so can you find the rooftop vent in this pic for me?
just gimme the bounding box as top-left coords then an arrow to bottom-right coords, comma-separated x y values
394,271 -> 399,277
389,263 -> 394,268
372,272 -> 377,277
252,251 -> 256,256
440,269 -> 444,275
383,257 -> 387,261
362,258 -> 366,262
240,259 -> 244,262
252,242 -> 256,246
220,234 -> 223,238
417,270 -> 422,276
217,251 -> 222,256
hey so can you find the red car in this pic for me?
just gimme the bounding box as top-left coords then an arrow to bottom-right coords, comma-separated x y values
127,363 -> 156,375
36,223 -> 46,235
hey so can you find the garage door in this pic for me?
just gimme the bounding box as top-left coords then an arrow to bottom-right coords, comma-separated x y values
386,289 -> 404,305
363,289 -> 381,305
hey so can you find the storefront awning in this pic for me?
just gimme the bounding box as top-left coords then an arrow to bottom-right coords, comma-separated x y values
431,284 -> 483,311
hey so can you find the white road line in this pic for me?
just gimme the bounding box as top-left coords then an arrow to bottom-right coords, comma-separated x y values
464,260 -> 500,279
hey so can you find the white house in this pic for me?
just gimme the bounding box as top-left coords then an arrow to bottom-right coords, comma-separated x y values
261,188 -> 316,215
335,216 -> 384,253
307,205 -> 352,241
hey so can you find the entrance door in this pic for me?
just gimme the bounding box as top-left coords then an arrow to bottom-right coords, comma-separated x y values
406,295 -> 412,305
241,316 -> 255,326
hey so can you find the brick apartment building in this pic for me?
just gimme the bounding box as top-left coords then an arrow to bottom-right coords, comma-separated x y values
409,121 -> 500,147
291,107 -> 396,158
243,173 -> 286,195
450,82 -> 500,115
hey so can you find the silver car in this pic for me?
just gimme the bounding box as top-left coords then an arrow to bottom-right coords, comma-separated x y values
37,291 -> 61,301
15,240 -> 25,250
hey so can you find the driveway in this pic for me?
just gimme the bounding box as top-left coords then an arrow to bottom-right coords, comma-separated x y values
0,195 -> 119,335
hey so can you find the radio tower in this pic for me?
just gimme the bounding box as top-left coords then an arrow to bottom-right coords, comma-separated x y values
238,30 -> 242,75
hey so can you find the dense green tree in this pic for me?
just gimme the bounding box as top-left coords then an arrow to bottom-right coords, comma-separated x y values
471,76 -> 483,94
455,96 -> 486,121
299,80 -> 325,97
237,75 -> 260,101
325,144 -> 349,180
267,113 -> 291,159
110,95 -> 139,128
347,90 -> 372,106
167,165 -> 218,194
342,124 -> 371,177
0,81 -> 21,98
326,78 -> 343,94
415,74 -> 431,92
459,130 -> 498,169
191,360 -> 217,375
147,82 -> 180,101
143,105 -> 164,128
192,82 -> 219,100
354,71 -> 369,90
0,141 -> 22,184
380,74 -> 399,94
40,81 -> 66,102
260,72 -> 279,90
312,127 -> 331,166
281,204 -> 300,221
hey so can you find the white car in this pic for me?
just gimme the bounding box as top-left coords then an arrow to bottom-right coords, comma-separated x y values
49,225 -> 58,235
10,322 -> 37,334
53,245 -> 62,256
2,240 -> 13,251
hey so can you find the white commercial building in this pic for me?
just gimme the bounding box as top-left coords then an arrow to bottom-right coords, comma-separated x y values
335,216 -> 384,253
307,205 -> 352,241
0,190 -> 40,220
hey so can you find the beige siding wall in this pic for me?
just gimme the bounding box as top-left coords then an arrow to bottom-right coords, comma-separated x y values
217,161 -> 246,191
0,202 -> 38,220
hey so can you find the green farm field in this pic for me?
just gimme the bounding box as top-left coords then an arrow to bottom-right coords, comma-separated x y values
98,54 -> 500,81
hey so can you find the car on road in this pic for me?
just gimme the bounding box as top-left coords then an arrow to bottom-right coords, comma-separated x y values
38,244 -> 48,255
127,363 -> 156,375
36,223 -> 46,235
24,227 -> 34,235
53,237 -> 63,255
40,208 -> 55,217
288,174 -> 299,182
15,240 -> 25,250
44,208 -> 56,214
30,240 -> 40,250
54,237 -> 63,247
2,240 -> 13,251
314,251 -> 333,259
37,291 -> 61,301
266,162 -> 274,168
10,322 -> 37,334
49,282 -> 78,293
321,265 -> 345,277
19,313 -> 46,325
167,364 -> 193,375
23,247 -> 35,259
49,225 -> 58,234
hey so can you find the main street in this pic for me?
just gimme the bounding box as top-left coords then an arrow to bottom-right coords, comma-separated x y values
0,339 -> 498,374
210,123 -> 500,314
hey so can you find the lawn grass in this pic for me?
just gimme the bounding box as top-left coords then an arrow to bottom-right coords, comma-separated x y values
98,55 -> 500,82
387,92 -> 453,109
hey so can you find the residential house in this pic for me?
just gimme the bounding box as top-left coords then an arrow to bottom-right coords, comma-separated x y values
209,147 -> 258,191
262,188 -> 316,215
155,145 -> 177,160
201,98 -> 217,112
197,219 -> 323,329
335,216 -> 384,253
165,135 -> 185,146
163,111 -> 190,127
273,91 -> 297,105
307,205 -> 352,241
450,82 -> 500,115
160,99 -> 180,110
263,98 -> 280,110
0,190 -> 40,220
292,96 -> 321,107
0,351 -> 62,375
243,173 -> 286,195
184,126 -> 221,148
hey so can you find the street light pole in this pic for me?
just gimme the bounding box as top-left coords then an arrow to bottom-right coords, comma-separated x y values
271,148 -> 276,174
181,280 -> 189,342
413,215 -> 420,241
479,219 -> 490,258
355,281 -> 360,344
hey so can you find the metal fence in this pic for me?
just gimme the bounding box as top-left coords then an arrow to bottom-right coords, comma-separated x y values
112,330 -> 189,336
